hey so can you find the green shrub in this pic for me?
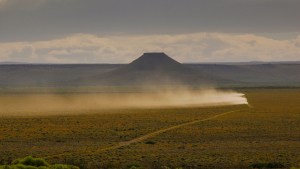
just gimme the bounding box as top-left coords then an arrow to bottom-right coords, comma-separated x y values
0,157 -> 79,169
50,164 -> 79,169
127,164 -> 141,169
0,164 -> 41,169
12,156 -> 49,167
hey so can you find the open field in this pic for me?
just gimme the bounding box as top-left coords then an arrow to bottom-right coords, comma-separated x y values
0,89 -> 300,168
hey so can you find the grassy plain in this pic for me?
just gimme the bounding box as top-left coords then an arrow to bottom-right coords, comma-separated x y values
0,89 -> 300,169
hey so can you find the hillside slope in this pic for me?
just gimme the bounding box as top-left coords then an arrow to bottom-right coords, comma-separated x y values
74,53 -> 217,86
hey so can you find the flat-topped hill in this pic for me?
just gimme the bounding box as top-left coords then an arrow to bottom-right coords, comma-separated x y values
93,52 -> 210,85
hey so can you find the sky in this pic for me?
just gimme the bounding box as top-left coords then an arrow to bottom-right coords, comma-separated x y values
0,0 -> 300,63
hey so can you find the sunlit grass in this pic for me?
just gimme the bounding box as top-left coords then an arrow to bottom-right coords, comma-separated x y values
0,89 -> 300,168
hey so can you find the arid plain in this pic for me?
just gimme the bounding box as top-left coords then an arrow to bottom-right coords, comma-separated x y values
0,89 -> 300,169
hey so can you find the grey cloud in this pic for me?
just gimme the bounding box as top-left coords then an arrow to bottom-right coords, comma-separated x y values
200,35 -> 229,56
7,46 -> 34,62
2,33 -> 299,63
0,0 -> 300,42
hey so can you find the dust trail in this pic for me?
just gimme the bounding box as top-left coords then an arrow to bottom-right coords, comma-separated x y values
0,88 -> 248,116
43,110 -> 242,159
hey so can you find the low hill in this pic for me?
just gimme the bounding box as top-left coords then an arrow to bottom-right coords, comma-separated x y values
0,64 -> 120,87
189,63 -> 300,87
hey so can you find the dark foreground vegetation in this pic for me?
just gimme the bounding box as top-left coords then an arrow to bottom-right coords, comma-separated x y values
0,156 -> 79,169
1,89 -> 300,168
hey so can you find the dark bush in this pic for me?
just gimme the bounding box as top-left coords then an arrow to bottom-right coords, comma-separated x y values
249,162 -> 285,169
145,141 -> 156,145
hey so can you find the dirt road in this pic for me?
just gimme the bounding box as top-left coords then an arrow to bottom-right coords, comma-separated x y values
44,109 -> 241,159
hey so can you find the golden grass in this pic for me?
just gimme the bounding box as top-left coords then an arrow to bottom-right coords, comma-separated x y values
0,89 -> 300,169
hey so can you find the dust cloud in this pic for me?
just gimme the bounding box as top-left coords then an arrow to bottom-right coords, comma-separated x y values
0,88 -> 248,116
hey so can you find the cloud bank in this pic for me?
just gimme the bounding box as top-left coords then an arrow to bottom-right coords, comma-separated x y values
0,33 -> 300,63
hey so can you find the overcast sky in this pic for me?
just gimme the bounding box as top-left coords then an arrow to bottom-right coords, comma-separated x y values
0,0 -> 300,63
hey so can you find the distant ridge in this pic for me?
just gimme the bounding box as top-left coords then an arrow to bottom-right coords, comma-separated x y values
0,61 -> 28,65
1,53 -> 300,88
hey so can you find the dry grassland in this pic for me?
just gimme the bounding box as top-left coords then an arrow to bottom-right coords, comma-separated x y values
0,89 -> 300,169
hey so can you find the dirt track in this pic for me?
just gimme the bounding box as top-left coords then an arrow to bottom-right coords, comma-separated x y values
115,110 -> 241,147
44,109 -> 241,159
